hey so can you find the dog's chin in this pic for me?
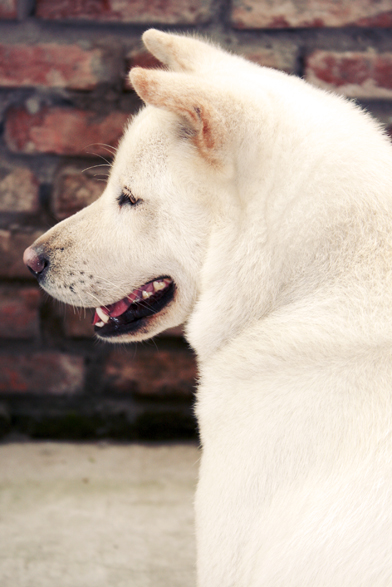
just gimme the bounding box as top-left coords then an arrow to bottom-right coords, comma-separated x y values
93,277 -> 176,341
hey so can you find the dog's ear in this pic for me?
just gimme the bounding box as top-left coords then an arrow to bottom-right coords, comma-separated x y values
130,67 -> 225,167
142,29 -> 222,73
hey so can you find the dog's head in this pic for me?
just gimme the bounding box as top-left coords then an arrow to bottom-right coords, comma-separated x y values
23,30 -> 238,343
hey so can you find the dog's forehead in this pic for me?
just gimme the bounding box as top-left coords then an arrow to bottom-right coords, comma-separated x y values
109,107 -> 175,191
119,107 -> 172,163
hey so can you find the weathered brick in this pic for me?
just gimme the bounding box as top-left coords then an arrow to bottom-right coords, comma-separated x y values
124,48 -> 163,90
0,352 -> 84,394
104,347 -> 197,398
0,0 -> 17,19
126,48 -> 162,71
0,164 -> 39,213
52,163 -> 104,220
239,43 -> 298,74
0,228 -> 44,278
36,0 -> 213,24
5,106 -> 129,156
0,43 -> 113,90
232,0 -> 392,29
0,287 -> 40,339
306,51 -> 392,99
64,306 -> 94,338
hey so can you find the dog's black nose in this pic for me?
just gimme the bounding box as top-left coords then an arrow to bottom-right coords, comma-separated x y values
23,246 -> 49,278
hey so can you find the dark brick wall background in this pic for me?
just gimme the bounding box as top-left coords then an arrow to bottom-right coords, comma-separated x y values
1,0 -> 392,440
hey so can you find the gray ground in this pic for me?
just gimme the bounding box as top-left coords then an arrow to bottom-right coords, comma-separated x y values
0,442 -> 199,587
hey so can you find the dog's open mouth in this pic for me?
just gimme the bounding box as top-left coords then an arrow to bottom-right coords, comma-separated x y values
93,277 -> 175,337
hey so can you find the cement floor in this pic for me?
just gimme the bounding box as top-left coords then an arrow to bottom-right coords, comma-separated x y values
0,442 -> 199,587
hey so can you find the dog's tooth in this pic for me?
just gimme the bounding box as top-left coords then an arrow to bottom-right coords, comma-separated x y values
96,307 -> 109,323
142,290 -> 152,299
95,321 -> 105,328
153,280 -> 166,291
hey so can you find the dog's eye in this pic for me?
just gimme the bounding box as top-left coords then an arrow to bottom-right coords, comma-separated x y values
117,188 -> 141,208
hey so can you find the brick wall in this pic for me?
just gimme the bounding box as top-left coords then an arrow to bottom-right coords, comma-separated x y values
1,0 -> 392,440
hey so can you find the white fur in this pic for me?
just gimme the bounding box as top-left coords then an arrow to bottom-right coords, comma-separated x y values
28,30 -> 392,585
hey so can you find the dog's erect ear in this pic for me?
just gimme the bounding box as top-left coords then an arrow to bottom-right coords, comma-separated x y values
130,67 -> 225,166
142,29 -> 223,73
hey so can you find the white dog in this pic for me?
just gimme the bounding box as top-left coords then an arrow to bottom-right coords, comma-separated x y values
24,30 -> 392,586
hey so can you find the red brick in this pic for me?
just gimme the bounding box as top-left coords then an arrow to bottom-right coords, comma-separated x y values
126,48 -> 162,71
0,287 -> 40,339
232,0 -> 392,29
104,347 -> 197,398
36,0 -> 213,24
124,48 -> 163,90
5,106 -> 129,156
52,163 -> 104,220
0,164 -> 39,213
0,43 -> 113,90
239,43 -> 298,74
306,51 -> 392,99
0,352 -> 84,394
64,306 -> 94,338
0,0 -> 17,19
0,228 -> 44,278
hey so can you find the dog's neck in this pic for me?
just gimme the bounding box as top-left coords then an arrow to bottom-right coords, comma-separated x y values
185,209 -> 276,361
185,77 -> 392,364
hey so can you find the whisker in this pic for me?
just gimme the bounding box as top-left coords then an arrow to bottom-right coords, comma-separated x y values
82,163 -> 111,174
149,336 -> 159,352
75,291 -> 88,318
84,143 -> 118,159
91,143 -> 118,156
84,292 -> 108,308
83,151 -> 113,168
96,275 -> 137,290
96,154 -> 113,166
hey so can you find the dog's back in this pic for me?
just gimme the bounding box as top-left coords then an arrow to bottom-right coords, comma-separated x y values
196,313 -> 392,585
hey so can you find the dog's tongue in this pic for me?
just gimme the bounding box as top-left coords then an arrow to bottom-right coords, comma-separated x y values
105,297 -> 131,318
92,288 -> 148,325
